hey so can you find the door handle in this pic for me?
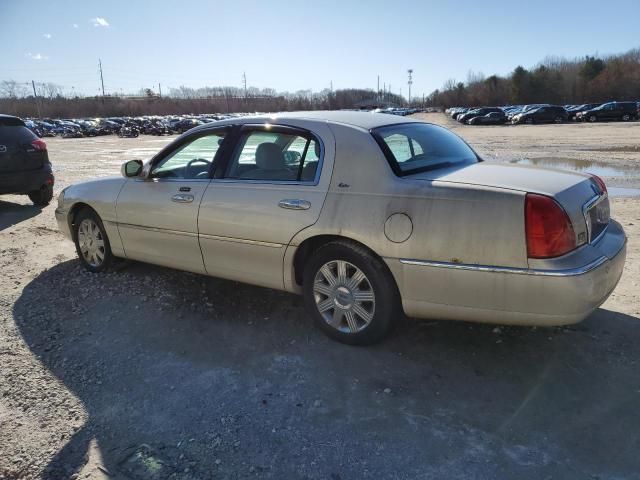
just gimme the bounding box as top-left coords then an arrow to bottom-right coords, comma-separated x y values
278,199 -> 311,210
171,194 -> 194,203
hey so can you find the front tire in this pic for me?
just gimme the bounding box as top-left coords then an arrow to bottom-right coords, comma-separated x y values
28,184 -> 53,206
588,115 -> 597,123
73,208 -> 113,272
303,241 -> 400,345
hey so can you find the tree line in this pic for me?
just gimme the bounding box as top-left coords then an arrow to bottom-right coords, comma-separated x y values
0,82 -> 404,118
426,47 -> 640,107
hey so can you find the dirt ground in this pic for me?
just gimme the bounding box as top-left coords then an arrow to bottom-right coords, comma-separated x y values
1,115 -> 640,479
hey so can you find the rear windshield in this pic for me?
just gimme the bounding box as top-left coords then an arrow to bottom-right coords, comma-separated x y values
0,116 -> 25,127
372,123 -> 478,176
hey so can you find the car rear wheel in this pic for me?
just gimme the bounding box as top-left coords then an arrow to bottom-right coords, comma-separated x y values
73,208 -> 113,272
525,117 -> 534,124
554,116 -> 563,124
622,114 -> 631,122
303,241 -> 400,345
28,184 -> 53,206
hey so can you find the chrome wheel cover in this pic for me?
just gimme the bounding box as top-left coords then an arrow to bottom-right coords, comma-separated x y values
313,260 -> 375,334
78,219 -> 105,267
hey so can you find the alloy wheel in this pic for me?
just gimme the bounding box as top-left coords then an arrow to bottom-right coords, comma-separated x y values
313,260 -> 375,334
78,218 -> 105,267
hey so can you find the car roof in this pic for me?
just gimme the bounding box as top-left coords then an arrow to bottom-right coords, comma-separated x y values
199,110 -> 420,131
0,114 -> 25,126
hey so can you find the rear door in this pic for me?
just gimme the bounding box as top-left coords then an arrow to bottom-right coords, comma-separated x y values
0,117 -> 45,174
198,123 -> 335,289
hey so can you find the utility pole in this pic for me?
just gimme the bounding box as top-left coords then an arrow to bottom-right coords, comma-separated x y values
242,72 -> 247,98
31,80 -> 41,118
98,59 -> 105,102
383,82 -> 386,102
330,80 -> 333,92
377,75 -> 380,100
407,68 -> 413,105
158,83 -> 162,98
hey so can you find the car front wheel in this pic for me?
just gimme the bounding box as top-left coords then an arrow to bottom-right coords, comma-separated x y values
622,114 -> 631,122
73,208 -> 113,272
588,115 -> 597,122
303,241 -> 400,345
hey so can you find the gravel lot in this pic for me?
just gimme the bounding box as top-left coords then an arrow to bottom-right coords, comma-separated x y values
1,115 -> 640,479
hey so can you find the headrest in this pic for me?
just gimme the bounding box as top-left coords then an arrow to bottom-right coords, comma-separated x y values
256,143 -> 285,170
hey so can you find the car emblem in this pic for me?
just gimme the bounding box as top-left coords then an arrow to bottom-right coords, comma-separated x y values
0,145 -> 7,153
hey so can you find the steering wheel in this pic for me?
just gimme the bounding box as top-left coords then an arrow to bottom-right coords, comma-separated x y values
185,158 -> 211,178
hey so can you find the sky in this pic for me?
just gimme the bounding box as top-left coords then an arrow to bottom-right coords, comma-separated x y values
1,0 -> 639,98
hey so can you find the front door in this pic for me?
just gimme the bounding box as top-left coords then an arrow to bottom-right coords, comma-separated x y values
198,123 -> 335,289
116,128 -> 229,273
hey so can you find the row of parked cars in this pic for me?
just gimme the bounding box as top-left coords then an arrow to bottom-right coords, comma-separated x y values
446,101 -> 640,126
22,114 -> 243,139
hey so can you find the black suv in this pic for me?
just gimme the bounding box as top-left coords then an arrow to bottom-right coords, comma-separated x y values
512,105 -> 568,124
0,114 -> 54,205
578,102 -> 638,122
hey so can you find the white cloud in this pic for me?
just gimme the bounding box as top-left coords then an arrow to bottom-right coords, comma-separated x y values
72,23 -> 79,29
26,52 -> 49,61
90,17 -> 110,27
43,33 -> 52,39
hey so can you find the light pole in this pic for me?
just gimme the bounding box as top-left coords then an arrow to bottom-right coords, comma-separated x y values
407,69 -> 413,105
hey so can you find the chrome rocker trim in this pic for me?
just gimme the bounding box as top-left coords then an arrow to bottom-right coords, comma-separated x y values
399,256 -> 608,277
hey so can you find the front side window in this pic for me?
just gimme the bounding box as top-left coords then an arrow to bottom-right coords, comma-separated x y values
225,129 -> 320,182
373,123 -> 477,176
151,130 -> 227,179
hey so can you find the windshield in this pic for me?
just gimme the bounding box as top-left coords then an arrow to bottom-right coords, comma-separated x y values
372,123 -> 478,176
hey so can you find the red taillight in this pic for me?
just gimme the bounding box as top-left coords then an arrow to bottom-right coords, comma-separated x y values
31,139 -> 47,151
525,193 -> 576,258
589,174 -> 607,195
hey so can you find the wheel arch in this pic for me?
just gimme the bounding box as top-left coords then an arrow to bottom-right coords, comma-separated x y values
291,234 -> 393,289
67,202 -> 97,240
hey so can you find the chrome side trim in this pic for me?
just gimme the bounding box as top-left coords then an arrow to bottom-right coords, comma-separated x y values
399,256 -> 609,277
116,222 -> 283,248
198,233 -> 283,248
117,222 -> 198,238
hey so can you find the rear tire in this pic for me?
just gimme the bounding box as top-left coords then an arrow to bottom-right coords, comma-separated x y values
73,208 -> 113,273
525,118 -> 534,125
554,116 -> 563,124
303,241 -> 400,345
622,114 -> 631,122
28,184 -> 53,206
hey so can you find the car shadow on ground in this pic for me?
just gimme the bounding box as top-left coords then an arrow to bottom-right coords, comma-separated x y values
0,200 -> 42,231
13,259 -> 640,479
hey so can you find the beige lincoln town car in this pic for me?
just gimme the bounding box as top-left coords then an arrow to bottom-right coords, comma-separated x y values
55,111 -> 626,344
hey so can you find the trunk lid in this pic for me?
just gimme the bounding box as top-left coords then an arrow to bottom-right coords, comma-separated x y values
408,161 -> 607,247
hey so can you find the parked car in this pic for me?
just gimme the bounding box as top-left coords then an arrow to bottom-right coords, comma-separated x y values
468,111 -> 507,125
576,102 -> 638,122
0,114 -> 54,205
512,105 -> 568,124
55,111 -> 625,345
118,126 -> 139,138
567,103 -> 601,121
457,107 -> 503,124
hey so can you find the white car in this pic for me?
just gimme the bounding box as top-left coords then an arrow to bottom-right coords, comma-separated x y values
56,111 -> 626,344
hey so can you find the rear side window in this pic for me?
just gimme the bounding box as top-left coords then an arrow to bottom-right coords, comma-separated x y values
372,123 -> 477,176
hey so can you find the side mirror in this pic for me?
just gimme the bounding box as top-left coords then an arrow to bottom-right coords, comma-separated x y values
121,159 -> 143,178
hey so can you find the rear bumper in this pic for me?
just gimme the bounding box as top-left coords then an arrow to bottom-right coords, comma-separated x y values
387,220 -> 627,326
0,167 -> 53,195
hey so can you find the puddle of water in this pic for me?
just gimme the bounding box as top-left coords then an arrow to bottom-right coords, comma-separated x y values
608,187 -> 640,198
507,157 -> 636,178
